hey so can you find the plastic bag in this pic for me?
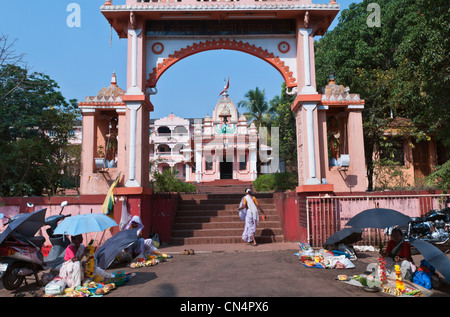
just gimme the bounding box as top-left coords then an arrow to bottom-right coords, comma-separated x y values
340,257 -> 355,269
45,278 -> 67,296
323,255 -> 354,269
413,271 -> 432,289
151,233 -> 160,248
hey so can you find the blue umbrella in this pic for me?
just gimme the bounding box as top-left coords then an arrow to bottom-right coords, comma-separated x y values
54,213 -> 118,236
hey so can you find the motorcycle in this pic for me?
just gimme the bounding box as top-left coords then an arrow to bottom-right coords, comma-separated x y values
406,198 -> 450,245
0,201 -> 71,290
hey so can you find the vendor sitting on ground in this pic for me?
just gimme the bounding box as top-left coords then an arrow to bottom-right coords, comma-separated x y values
58,234 -> 87,288
115,216 -> 161,263
380,227 -> 415,280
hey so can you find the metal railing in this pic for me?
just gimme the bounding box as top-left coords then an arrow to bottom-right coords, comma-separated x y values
305,194 -> 450,247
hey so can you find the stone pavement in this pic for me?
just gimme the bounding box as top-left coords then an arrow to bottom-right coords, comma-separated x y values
1,242 -> 449,303
158,241 -> 300,254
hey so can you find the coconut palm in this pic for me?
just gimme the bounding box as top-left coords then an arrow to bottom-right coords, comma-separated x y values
237,87 -> 275,129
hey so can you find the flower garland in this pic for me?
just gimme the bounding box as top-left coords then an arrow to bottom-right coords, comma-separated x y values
378,256 -> 387,286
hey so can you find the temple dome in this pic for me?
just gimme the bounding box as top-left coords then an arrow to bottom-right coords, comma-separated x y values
212,92 -> 239,123
95,72 -> 125,101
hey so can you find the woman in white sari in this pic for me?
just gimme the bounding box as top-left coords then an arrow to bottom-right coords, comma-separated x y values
122,216 -> 160,259
236,189 -> 265,246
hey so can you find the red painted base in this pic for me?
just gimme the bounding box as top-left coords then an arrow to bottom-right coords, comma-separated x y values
296,184 -> 334,194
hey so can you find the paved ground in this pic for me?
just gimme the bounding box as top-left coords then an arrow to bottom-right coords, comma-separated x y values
1,242 -> 449,303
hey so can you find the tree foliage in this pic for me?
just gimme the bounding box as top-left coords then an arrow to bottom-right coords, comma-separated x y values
269,82 -> 297,173
237,87 -> 275,129
314,0 -> 449,189
0,37 -> 79,196
150,169 -> 196,193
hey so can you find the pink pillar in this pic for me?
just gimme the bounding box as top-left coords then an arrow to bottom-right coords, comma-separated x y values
346,109 -> 367,192
80,112 -> 96,194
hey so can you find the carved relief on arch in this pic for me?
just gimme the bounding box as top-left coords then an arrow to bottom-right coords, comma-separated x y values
146,39 -> 297,89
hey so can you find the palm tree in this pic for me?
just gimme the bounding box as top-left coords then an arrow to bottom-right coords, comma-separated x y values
237,87 -> 275,129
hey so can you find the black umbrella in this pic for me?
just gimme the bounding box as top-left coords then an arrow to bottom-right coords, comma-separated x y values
410,239 -> 450,283
345,208 -> 412,229
324,227 -> 363,247
0,209 -> 47,245
94,228 -> 139,270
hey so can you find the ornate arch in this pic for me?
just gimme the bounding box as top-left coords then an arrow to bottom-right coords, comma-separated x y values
146,39 -> 297,88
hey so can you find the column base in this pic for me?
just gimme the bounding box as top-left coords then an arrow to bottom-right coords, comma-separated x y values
296,184 -> 334,193
125,179 -> 141,187
300,86 -> 317,94
305,177 -> 321,185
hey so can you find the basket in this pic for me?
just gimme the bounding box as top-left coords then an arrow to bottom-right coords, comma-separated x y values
114,278 -> 126,286
113,270 -> 125,278
42,245 -> 52,257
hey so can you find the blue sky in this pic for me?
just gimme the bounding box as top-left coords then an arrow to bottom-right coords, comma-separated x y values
0,0 -> 360,119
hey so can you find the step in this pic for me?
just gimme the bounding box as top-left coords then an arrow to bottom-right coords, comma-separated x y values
169,235 -> 284,245
175,209 -> 277,218
169,192 -> 282,246
173,215 -> 279,223
172,220 -> 281,230
180,193 -> 274,200
171,227 -> 283,238
177,203 -> 275,211
179,198 -> 274,205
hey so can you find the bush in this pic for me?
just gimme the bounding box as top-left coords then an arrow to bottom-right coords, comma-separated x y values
151,169 -> 196,193
426,160 -> 450,193
252,172 -> 297,192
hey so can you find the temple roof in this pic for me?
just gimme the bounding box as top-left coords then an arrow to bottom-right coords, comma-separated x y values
320,71 -> 362,104
212,91 -> 239,123
83,72 -> 125,103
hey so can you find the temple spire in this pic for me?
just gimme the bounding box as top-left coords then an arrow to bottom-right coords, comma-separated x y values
111,71 -> 117,86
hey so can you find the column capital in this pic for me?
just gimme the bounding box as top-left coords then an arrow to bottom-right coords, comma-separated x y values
122,94 -> 154,112
128,28 -> 142,37
298,28 -> 313,36
291,94 -> 322,112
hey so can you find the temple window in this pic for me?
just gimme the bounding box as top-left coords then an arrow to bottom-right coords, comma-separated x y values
173,126 -> 188,136
157,126 -> 171,135
157,144 -> 170,154
205,155 -> 213,171
239,154 -> 247,170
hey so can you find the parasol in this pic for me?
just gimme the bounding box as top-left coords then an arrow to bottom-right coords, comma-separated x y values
53,213 -> 118,236
324,227 -> 363,247
346,208 -> 412,229
409,238 -> 450,283
94,228 -> 139,270
0,209 -> 47,245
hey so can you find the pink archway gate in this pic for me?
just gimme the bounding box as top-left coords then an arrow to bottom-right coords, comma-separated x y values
146,39 -> 297,89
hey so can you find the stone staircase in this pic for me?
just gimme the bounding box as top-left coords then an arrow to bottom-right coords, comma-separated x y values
196,179 -> 253,194
169,191 -> 284,245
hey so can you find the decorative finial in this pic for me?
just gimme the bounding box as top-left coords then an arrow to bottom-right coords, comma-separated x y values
328,71 -> 335,84
111,71 -> 117,86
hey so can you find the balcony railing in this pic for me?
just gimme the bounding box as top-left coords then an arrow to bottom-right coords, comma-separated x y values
112,0 -> 331,5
